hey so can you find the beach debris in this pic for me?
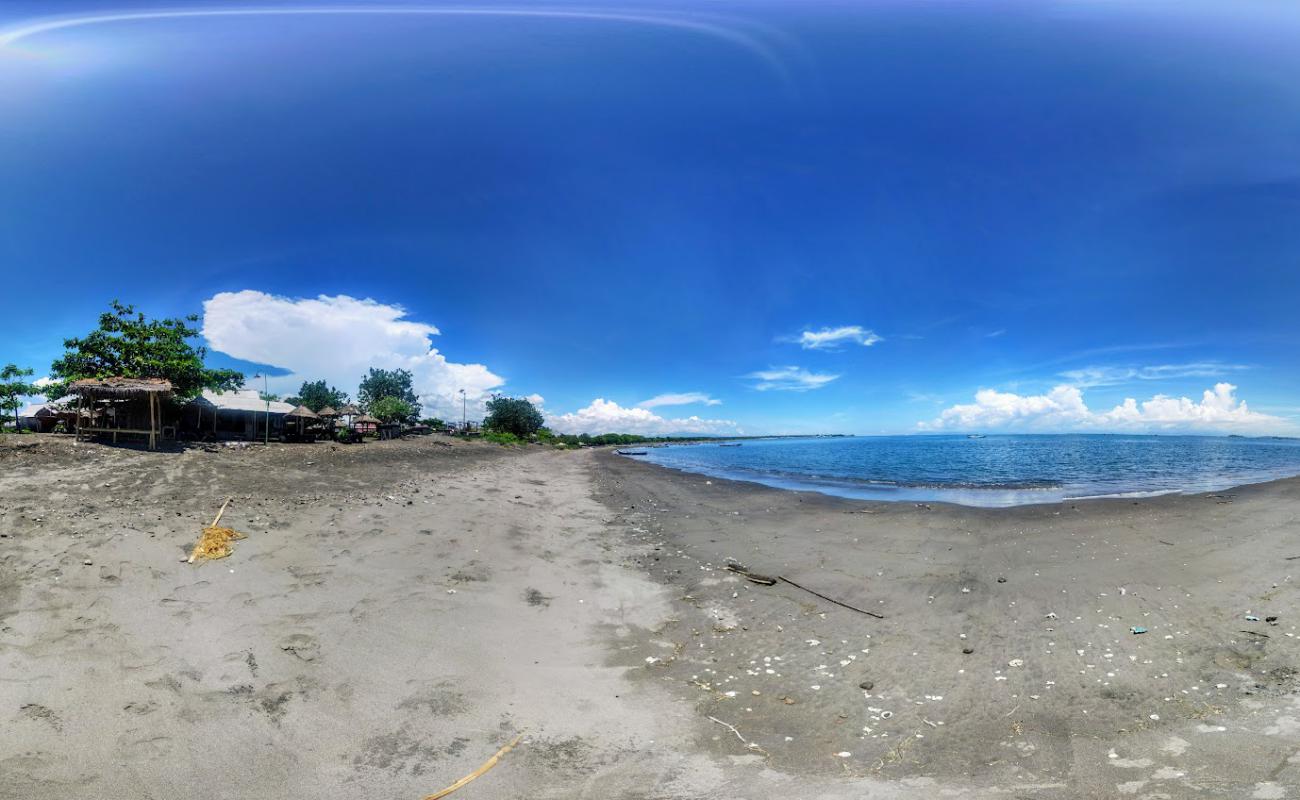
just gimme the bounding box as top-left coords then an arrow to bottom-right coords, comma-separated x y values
1245,615 -> 1260,622
726,562 -> 885,618
1266,616 -> 1279,624
1240,630 -> 1270,639
1008,659 -> 1024,668
1130,626 -> 1147,635
962,647 -> 975,655
423,733 -> 523,800
187,497 -> 247,563
707,715 -> 767,755
915,503 -> 932,511
1158,540 -> 1176,546
859,680 -> 874,690
724,561 -> 777,586
997,577 -> 1007,583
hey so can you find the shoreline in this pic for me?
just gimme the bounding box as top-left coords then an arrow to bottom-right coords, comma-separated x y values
623,443 -> 1300,510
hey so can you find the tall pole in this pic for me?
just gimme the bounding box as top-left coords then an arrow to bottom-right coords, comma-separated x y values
460,389 -> 466,431
261,373 -> 270,446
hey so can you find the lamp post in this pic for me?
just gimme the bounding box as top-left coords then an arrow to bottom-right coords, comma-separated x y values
254,373 -> 270,445
459,389 -> 466,432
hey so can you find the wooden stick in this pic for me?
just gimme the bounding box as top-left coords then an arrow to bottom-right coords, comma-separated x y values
210,497 -> 233,528
725,563 -> 777,585
778,575 -> 886,619
423,734 -> 523,800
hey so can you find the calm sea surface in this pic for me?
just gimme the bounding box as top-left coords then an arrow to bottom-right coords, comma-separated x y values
634,435 -> 1300,507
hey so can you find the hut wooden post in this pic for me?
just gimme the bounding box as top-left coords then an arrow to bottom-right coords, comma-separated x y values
148,392 -> 156,450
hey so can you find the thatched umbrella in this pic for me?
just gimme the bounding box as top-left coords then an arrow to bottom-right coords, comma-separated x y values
353,414 -> 381,435
285,404 -> 319,436
337,403 -> 361,427
316,406 -> 339,418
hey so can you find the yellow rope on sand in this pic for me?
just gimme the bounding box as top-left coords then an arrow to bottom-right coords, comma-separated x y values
187,497 -> 245,563
423,734 -> 523,800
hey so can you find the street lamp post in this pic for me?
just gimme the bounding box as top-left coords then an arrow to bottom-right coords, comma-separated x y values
254,373 -> 270,445
459,389 -> 466,432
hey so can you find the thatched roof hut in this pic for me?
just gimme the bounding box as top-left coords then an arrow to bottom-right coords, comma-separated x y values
68,377 -> 173,397
353,414 -> 381,425
337,403 -> 361,416
316,405 -> 339,418
285,405 -> 319,419
68,377 -> 173,449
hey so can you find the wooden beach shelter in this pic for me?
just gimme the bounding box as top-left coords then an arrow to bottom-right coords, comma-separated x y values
285,404 -> 319,435
337,403 -> 361,426
353,414 -> 381,435
69,377 -> 172,450
316,405 -> 339,419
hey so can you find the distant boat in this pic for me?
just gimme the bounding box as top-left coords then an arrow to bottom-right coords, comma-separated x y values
616,449 -> 648,456
967,434 -> 985,439
719,442 -> 742,447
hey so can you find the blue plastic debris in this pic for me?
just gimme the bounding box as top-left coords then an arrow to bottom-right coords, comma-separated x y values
1130,626 -> 1147,635
1245,615 -> 1260,622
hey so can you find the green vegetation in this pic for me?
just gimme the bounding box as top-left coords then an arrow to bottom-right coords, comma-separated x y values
483,395 -> 544,438
482,430 -> 523,446
358,368 -> 418,413
1,364 -> 37,431
420,417 -> 446,429
370,396 -> 417,423
284,379 -> 349,412
45,301 -> 243,400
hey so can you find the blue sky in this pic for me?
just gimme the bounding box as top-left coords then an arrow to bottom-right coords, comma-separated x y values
2,1 -> 1299,435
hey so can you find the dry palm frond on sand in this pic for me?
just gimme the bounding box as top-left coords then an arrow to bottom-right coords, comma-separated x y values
187,497 -> 246,563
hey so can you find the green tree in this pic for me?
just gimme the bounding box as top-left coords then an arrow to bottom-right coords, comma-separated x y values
483,395 -> 544,438
357,368 -> 418,412
1,364 -> 37,431
370,396 -> 416,423
420,417 -> 446,429
46,301 -> 242,399
284,379 -> 348,412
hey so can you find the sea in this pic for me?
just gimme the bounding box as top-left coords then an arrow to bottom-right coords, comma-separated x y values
633,434 -> 1300,508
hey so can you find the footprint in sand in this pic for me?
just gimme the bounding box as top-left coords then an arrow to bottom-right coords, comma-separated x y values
280,633 -> 321,662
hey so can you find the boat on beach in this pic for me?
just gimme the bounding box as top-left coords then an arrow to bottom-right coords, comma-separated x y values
616,449 -> 648,456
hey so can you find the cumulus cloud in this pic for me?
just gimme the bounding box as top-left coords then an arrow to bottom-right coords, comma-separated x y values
547,398 -> 739,436
637,392 -> 722,408
921,383 -> 1288,434
1059,362 -> 1250,389
201,291 -> 504,419
745,366 -> 839,392
796,325 -> 883,351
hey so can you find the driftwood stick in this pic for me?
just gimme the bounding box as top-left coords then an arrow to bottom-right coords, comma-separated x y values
423,734 -> 523,800
777,576 -> 886,619
725,563 -> 777,585
1240,630 -> 1270,639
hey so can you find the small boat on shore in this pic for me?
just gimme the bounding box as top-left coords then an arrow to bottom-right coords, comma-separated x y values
616,449 -> 648,456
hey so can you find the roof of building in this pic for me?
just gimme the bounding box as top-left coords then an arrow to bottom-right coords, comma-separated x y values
68,377 -> 173,396
195,389 -> 294,414
286,405 -> 319,419
316,406 -> 339,417
353,414 -> 382,425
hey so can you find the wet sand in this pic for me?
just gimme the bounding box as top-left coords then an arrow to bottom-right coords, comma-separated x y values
2,435 -> 1298,798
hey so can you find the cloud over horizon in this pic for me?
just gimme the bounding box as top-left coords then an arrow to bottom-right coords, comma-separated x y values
1059,362 -> 1250,389
795,325 -> 883,351
201,291 -> 504,419
921,382 -> 1288,434
745,366 -> 839,392
547,398 -> 738,436
637,392 -> 722,408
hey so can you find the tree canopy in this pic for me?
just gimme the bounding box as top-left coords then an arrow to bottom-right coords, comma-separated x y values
370,396 -> 417,424
1,364 -> 36,430
358,368 -> 418,412
47,301 -> 242,400
285,379 -> 349,412
483,395 -> 544,438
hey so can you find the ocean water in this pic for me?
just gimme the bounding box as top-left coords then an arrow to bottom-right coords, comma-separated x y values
634,435 -> 1300,508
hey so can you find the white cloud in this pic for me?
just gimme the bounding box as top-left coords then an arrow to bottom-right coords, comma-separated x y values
524,394 -> 545,407
1059,362 -> 1250,388
796,325 -> 883,351
548,398 -> 739,436
638,392 -> 722,408
745,366 -> 839,392
921,383 -> 1289,434
201,291 -> 505,419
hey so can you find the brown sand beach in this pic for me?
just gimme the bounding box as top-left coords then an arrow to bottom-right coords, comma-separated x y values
2,435 -> 1299,798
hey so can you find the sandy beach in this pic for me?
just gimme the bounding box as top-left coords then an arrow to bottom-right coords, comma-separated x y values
3,436 -> 1299,799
